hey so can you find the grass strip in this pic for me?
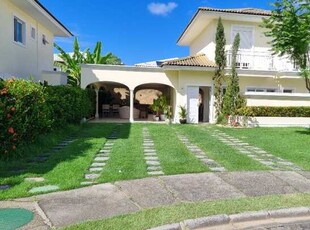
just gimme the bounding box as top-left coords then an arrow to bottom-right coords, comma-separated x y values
148,124 -> 209,174
64,193 -> 310,230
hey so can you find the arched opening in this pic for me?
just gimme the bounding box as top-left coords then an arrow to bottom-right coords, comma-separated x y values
134,83 -> 176,121
87,81 -> 131,120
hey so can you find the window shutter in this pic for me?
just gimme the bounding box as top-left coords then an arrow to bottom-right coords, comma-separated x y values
232,26 -> 253,49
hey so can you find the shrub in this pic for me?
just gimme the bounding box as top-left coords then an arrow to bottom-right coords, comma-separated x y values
0,79 -> 51,157
236,106 -> 310,117
0,79 -> 94,158
45,86 -> 93,127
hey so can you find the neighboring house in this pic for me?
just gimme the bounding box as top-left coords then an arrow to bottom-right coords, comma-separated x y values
0,0 -> 72,84
81,7 -> 310,124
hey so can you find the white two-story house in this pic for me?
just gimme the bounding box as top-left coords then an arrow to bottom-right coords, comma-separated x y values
0,0 -> 72,84
81,7 -> 310,124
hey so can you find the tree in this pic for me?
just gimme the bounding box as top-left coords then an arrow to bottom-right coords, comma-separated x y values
213,17 -> 227,120
222,33 -> 245,116
54,37 -> 123,86
54,37 -> 83,86
263,0 -> 310,92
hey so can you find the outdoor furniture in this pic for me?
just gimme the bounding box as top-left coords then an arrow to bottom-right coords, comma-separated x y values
112,104 -> 120,116
102,104 -> 110,117
118,106 -> 140,119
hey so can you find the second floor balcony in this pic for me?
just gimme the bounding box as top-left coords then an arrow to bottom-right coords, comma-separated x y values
226,50 -> 299,72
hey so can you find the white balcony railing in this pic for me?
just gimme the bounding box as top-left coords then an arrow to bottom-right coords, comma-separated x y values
226,50 -> 299,72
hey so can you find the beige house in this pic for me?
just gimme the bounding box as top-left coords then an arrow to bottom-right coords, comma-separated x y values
0,0 -> 72,84
81,7 -> 310,124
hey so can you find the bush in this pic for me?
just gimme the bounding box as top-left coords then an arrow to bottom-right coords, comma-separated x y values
45,86 -> 93,127
236,106 -> 310,117
0,78 -> 94,158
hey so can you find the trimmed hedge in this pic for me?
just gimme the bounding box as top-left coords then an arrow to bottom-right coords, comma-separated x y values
236,106 -> 310,117
0,78 -> 94,157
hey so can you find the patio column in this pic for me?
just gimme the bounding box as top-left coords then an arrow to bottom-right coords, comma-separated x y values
129,89 -> 134,123
95,89 -> 99,119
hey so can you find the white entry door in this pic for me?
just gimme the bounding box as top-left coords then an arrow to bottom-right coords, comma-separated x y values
187,86 -> 199,124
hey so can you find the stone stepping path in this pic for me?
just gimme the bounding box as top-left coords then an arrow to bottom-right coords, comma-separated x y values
26,135 -> 77,166
29,185 -> 59,194
210,129 -> 303,171
142,127 -> 164,176
81,127 -> 120,185
176,133 -> 226,172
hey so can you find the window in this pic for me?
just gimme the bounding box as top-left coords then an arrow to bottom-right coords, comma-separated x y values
31,27 -> 36,40
14,17 -> 25,44
246,88 -> 278,93
231,26 -> 254,49
283,89 -> 294,93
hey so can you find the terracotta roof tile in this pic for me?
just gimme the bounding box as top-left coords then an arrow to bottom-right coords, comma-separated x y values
162,54 -> 216,68
199,7 -> 272,16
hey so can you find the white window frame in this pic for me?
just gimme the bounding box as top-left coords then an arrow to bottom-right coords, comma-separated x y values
246,87 -> 278,93
13,15 -> 26,46
282,88 -> 295,93
231,25 -> 255,50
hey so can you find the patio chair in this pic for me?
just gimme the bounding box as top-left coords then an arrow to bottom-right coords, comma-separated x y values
112,104 -> 120,117
102,104 -> 110,117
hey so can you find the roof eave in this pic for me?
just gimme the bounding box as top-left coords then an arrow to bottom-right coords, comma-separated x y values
177,8 -> 270,46
32,0 -> 73,37
162,65 -> 216,71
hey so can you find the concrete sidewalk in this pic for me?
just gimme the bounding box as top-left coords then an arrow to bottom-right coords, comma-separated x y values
2,171 -> 310,229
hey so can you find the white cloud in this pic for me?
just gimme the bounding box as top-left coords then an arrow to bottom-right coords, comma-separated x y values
147,2 -> 178,16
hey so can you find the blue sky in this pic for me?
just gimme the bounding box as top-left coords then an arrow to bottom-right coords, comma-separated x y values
40,0 -> 273,65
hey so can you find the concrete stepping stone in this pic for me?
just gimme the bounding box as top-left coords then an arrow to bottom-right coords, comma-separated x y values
96,153 -> 110,157
0,185 -> 10,190
89,167 -> 103,172
85,174 -> 100,180
29,185 -> 59,193
148,166 -> 162,171
94,157 -> 109,162
91,162 -> 106,167
25,177 -> 45,182
80,181 -> 96,185
145,152 -> 157,156
99,149 -> 111,153
148,171 -> 164,176
210,167 -> 226,172
33,156 -> 48,162
146,160 -> 160,166
145,156 -> 159,161
196,155 -> 207,159
144,149 -> 156,153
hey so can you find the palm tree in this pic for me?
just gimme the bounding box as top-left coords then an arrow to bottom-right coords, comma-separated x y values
54,37 -> 123,86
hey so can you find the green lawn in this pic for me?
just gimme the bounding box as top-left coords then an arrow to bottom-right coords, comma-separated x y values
216,126 -> 310,170
0,123 -> 309,200
64,193 -> 310,230
173,125 -> 268,171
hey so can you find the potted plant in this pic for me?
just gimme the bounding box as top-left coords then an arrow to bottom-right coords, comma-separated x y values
165,105 -> 173,124
178,105 -> 187,124
158,95 -> 168,121
150,98 -> 160,121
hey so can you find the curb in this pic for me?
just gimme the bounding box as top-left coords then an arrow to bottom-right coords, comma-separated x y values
148,207 -> 310,230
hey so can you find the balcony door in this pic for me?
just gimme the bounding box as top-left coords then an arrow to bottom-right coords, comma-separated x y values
231,25 -> 254,50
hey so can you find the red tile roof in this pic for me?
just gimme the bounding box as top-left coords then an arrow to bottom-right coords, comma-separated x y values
162,54 -> 216,68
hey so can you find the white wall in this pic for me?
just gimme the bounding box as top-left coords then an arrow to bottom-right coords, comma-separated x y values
0,0 -> 54,80
189,18 -> 272,62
